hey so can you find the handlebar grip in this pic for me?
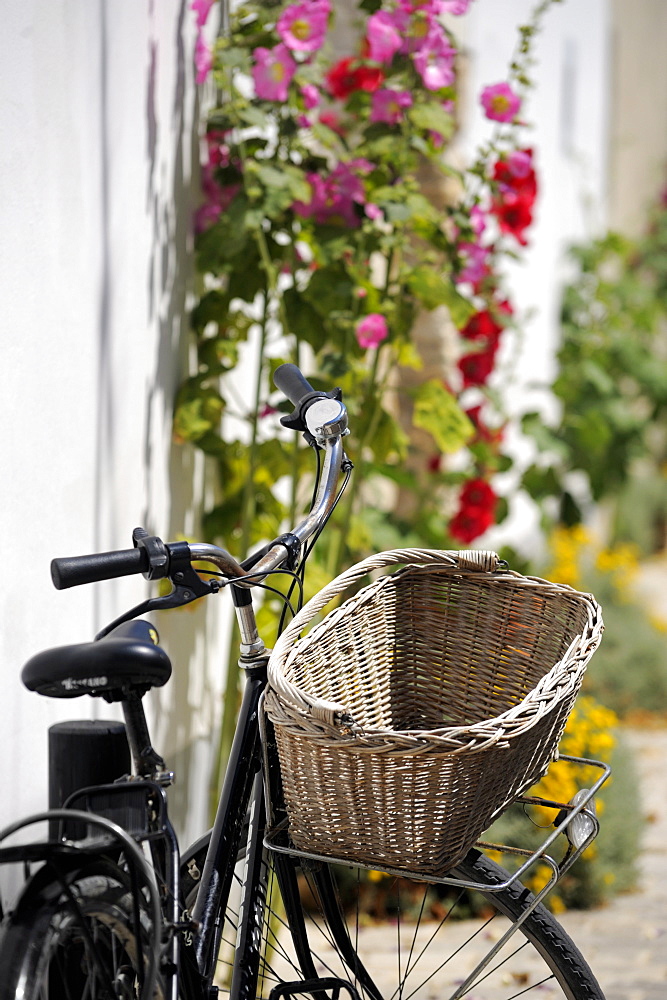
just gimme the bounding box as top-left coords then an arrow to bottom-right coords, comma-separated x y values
273,364 -> 315,406
51,548 -> 149,590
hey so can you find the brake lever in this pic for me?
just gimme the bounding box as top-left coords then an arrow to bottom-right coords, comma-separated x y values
95,540 -> 223,639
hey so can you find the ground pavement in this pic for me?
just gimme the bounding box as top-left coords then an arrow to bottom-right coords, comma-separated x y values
557,726 -> 667,999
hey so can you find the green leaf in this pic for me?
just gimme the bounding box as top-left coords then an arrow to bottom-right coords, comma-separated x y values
302,264 -> 354,318
283,288 -> 327,350
173,385 -> 224,443
413,380 -> 473,454
406,267 -> 475,325
408,102 -> 455,140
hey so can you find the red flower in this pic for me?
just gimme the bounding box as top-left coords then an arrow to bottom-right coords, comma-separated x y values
459,309 -> 503,343
492,150 -> 537,203
492,191 -> 534,246
490,150 -> 537,246
458,347 -> 498,388
326,57 -> 385,99
450,477 -> 497,544
457,307 -> 508,387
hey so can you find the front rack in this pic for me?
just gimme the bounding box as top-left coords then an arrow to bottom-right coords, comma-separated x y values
263,753 -> 611,999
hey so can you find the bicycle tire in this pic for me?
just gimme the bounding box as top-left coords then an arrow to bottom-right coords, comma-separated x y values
180,840 -> 605,1000
0,856 -> 163,1000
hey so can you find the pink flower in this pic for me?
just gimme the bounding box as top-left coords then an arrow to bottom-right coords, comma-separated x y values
457,241 -> 490,285
253,45 -> 297,101
365,203 -> 383,221
470,204 -> 487,238
355,314 -> 388,350
506,148 -> 533,179
301,83 -> 321,110
440,0 -> 472,13
277,0 -> 330,53
366,10 -> 403,63
480,81 -> 521,122
413,30 -> 456,90
191,0 -> 215,27
195,31 -> 213,84
370,88 -> 413,124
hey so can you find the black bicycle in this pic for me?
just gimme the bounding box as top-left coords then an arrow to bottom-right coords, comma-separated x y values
0,364 -> 609,999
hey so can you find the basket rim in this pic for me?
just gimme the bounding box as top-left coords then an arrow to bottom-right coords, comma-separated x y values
266,548 -> 603,745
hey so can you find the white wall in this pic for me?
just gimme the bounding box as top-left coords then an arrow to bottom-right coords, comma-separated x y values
459,0 -> 611,553
0,0 -> 226,896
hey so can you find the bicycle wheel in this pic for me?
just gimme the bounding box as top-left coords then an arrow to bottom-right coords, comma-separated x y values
0,856 -> 163,1000
180,840 -> 604,1000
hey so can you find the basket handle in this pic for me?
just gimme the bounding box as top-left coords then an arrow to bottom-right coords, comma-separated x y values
267,548 -> 500,725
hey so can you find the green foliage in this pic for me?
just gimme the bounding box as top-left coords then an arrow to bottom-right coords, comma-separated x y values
522,201 -> 667,551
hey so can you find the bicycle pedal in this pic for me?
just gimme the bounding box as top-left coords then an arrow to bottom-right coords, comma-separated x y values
268,977 -> 362,1000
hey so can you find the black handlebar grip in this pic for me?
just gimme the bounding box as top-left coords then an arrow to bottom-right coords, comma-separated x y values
273,363 -> 315,406
51,547 -> 149,590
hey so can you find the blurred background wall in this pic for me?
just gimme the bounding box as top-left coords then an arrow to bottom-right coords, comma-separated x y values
1,0 -> 666,883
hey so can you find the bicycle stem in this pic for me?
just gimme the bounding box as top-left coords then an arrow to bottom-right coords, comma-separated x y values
188,435 -> 347,585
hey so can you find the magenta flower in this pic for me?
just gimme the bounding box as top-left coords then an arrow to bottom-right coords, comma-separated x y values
191,0 -> 215,28
301,83 -> 321,110
507,148 -> 533,178
356,314 -> 389,350
457,242 -> 490,285
195,31 -> 213,84
253,45 -> 297,101
480,82 -> 521,122
366,10 -> 403,63
277,0 -> 330,53
440,0 -> 473,13
370,88 -> 413,124
413,30 -> 455,90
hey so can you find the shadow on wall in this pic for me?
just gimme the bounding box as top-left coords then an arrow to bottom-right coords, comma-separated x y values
141,0 -> 225,843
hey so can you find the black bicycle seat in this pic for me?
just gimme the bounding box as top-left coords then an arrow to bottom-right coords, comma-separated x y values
21,620 -> 172,702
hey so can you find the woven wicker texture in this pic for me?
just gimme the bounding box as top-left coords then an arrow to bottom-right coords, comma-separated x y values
265,549 -> 603,875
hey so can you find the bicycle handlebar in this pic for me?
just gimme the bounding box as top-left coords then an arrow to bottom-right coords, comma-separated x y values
51,548 -> 149,590
51,364 -> 348,592
273,363 -> 315,406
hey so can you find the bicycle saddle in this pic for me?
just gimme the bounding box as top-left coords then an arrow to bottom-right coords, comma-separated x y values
21,620 -> 172,702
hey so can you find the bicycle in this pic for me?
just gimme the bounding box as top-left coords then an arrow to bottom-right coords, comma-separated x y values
0,363 -> 610,1000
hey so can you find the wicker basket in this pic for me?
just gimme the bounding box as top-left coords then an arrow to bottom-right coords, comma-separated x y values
265,549 -> 604,876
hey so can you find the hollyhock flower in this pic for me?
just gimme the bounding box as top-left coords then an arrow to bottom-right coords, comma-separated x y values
457,347 -> 497,388
277,0 -> 330,54
301,83 -> 321,110
492,191 -> 534,245
493,149 -> 537,201
507,148 -> 533,179
440,0 -> 473,12
460,309 -> 504,343
293,162 -> 369,227
326,58 -> 384,99
366,10 -> 403,63
195,31 -> 213,84
253,45 -> 296,101
355,314 -> 388,349
480,81 -> 521,122
192,0 -> 215,27
370,88 -> 413,125
450,477 -> 497,543
413,29 -> 456,90
470,204 -> 487,238
457,242 -> 490,285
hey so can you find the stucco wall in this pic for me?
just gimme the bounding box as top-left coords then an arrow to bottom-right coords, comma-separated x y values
0,1 -> 226,892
